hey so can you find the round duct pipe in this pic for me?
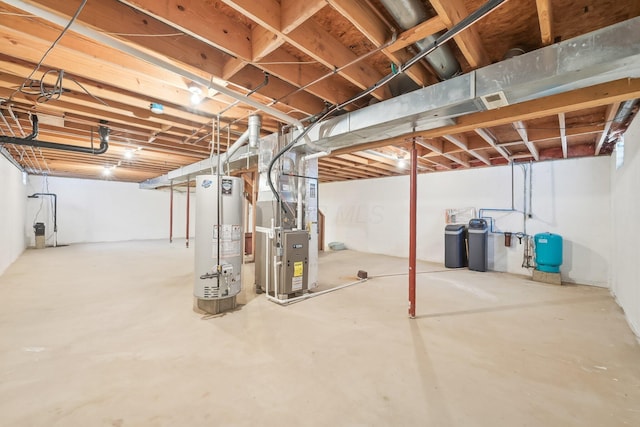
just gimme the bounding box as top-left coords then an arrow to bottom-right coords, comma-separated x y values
378,0 -> 460,80
248,114 -> 261,148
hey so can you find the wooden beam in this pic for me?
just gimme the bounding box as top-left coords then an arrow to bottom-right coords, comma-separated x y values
0,57 -> 225,125
281,0 -> 326,34
257,50 -> 358,106
513,121 -> 539,161
387,16 -> 447,53
328,0 -> 436,87
429,0 -> 491,68
415,138 -> 470,167
120,0 -> 252,60
415,79 -> 640,140
285,20 -> 391,100
474,128 -> 511,161
595,102 -> 620,155
221,0 -> 280,31
27,0 -> 226,76
252,26 -> 283,61
535,0 -> 554,46
558,113 -> 568,158
219,0 -> 388,100
442,134 -> 491,165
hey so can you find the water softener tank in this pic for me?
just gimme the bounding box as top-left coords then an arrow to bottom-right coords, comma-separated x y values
534,233 -> 563,273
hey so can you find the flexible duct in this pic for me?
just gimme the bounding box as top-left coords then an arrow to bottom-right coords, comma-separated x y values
0,115 -> 110,154
378,0 -> 460,80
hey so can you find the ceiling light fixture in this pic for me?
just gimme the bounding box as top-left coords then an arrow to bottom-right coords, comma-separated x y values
188,85 -> 203,105
102,166 -> 111,176
124,149 -> 134,159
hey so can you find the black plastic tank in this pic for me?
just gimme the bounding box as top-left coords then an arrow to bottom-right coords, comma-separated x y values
468,219 -> 488,272
444,224 -> 467,268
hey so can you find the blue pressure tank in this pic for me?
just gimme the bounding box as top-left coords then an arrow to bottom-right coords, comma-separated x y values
534,233 -> 563,273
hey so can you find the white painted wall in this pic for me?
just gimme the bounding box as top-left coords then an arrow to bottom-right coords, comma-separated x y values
321,156 -> 611,287
611,115 -> 640,336
0,154 -> 27,275
25,176 -> 196,246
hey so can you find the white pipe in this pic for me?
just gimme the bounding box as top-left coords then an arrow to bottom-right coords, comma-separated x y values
296,158 -> 305,230
6,0 -> 302,127
221,129 -> 250,167
267,278 -> 368,305
273,256 -> 281,298
248,114 -> 261,148
302,151 -> 329,161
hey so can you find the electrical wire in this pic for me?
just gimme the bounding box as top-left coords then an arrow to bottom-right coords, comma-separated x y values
102,31 -> 184,37
10,0 -> 88,102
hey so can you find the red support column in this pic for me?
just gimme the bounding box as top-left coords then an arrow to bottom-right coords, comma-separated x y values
169,180 -> 174,243
409,142 -> 417,318
186,178 -> 190,248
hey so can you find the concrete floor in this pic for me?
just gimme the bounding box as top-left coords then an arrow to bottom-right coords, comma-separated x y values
0,240 -> 639,426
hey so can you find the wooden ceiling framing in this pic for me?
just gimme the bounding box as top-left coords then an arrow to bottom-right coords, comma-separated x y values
0,0 -> 639,183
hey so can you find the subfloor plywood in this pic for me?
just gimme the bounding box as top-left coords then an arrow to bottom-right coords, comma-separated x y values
0,241 -> 639,426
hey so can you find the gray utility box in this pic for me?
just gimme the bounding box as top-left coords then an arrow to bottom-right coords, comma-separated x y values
255,201 -> 309,296
281,230 -> 309,295
445,224 -> 467,268
468,219 -> 488,272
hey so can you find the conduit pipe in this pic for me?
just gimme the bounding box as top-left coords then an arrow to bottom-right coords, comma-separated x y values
0,115 -> 110,155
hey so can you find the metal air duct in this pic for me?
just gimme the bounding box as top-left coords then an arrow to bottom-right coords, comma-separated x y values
379,0 -> 460,80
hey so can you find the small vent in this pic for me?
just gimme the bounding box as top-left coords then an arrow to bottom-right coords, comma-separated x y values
480,91 -> 509,110
203,286 -> 219,299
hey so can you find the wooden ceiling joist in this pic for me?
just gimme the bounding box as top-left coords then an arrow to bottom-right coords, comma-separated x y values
558,113 -> 568,158
595,102 -> 621,155
535,0 -> 554,45
512,121 -> 539,161
1,0 -> 637,183
429,0 -> 492,68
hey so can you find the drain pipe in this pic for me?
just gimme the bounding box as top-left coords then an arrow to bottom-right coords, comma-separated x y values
27,192 -> 57,247
0,115 -> 110,155
378,0 -> 460,80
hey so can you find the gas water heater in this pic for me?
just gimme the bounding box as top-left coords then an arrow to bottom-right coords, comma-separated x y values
194,175 -> 243,312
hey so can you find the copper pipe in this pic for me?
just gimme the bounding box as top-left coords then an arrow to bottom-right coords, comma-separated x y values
186,177 -> 190,248
409,141 -> 417,318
